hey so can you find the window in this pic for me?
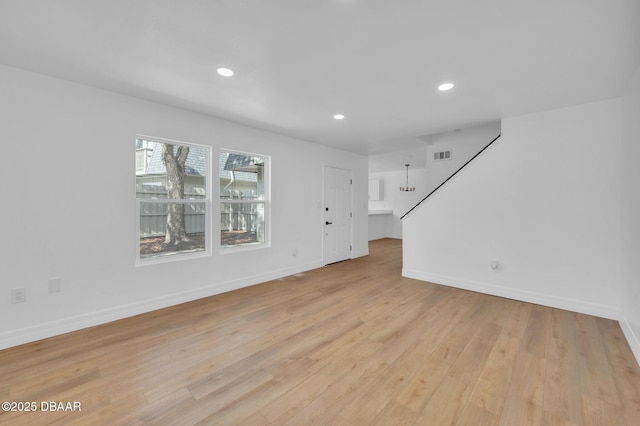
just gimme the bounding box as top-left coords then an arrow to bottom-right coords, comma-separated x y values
135,137 -> 211,264
219,149 -> 269,250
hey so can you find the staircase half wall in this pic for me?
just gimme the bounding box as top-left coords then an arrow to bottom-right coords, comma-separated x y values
402,99 -> 623,321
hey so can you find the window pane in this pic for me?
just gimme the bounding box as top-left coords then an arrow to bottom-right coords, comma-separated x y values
136,139 -> 208,199
219,151 -> 265,200
219,149 -> 268,250
139,201 -> 207,259
220,202 -> 265,247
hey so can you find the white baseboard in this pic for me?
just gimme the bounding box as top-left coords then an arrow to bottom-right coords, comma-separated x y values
402,269 -> 640,367
402,269 -> 620,320
0,261 -> 323,351
8,262 -> 636,367
619,312 -> 640,368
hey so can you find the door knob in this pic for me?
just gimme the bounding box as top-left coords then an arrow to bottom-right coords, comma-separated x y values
325,221 -> 332,225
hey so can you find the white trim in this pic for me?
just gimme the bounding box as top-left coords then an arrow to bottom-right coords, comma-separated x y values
220,238 -> 271,254
0,261 -> 323,351
402,269 -> 620,320
619,312 -> 640,368
4,262 -> 635,368
404,270 -> 640,366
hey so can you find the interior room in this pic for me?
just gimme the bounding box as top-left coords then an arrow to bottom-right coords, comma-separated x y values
1,1 -> 639,424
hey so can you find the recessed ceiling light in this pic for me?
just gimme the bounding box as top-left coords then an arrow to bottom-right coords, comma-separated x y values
438,82 -> 454,91
217,67 -> 234,77
333,114 -> 345,120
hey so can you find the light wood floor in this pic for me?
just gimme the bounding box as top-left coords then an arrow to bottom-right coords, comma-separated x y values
1,239 -> 639,425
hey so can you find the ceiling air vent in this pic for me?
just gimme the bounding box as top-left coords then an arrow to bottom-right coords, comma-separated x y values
433,149 -> 452,161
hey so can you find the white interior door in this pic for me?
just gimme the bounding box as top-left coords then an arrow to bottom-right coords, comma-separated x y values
323,166 -> 352,265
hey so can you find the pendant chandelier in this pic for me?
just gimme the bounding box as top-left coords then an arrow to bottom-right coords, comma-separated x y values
400,164 -> 415,192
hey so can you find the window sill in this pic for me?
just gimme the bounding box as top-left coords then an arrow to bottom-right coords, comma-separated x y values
220,242 -> 270,255
136,248 -> 211,267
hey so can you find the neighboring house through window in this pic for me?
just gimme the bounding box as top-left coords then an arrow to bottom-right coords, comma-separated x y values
219,149 -> 269,250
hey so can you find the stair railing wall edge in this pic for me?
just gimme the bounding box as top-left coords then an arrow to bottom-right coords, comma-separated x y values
400,134 -> 502,221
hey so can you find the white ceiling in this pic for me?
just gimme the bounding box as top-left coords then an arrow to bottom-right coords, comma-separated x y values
1,0 -> 638,155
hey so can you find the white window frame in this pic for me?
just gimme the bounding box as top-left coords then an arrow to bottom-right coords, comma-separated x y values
135,135 -> 212,266
219,148 -> 271,253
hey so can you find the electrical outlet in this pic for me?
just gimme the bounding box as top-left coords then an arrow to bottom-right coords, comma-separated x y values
11,288 -> 26,304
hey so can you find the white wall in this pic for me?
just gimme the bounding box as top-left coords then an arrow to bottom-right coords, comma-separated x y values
425,121 -> 501,194
368,213 -> 391,241
368,122 -> 500,239
369,168 -> 427,238
620,64 -> 640,363
0,65 -> 368,349
403,99 -> 623,320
